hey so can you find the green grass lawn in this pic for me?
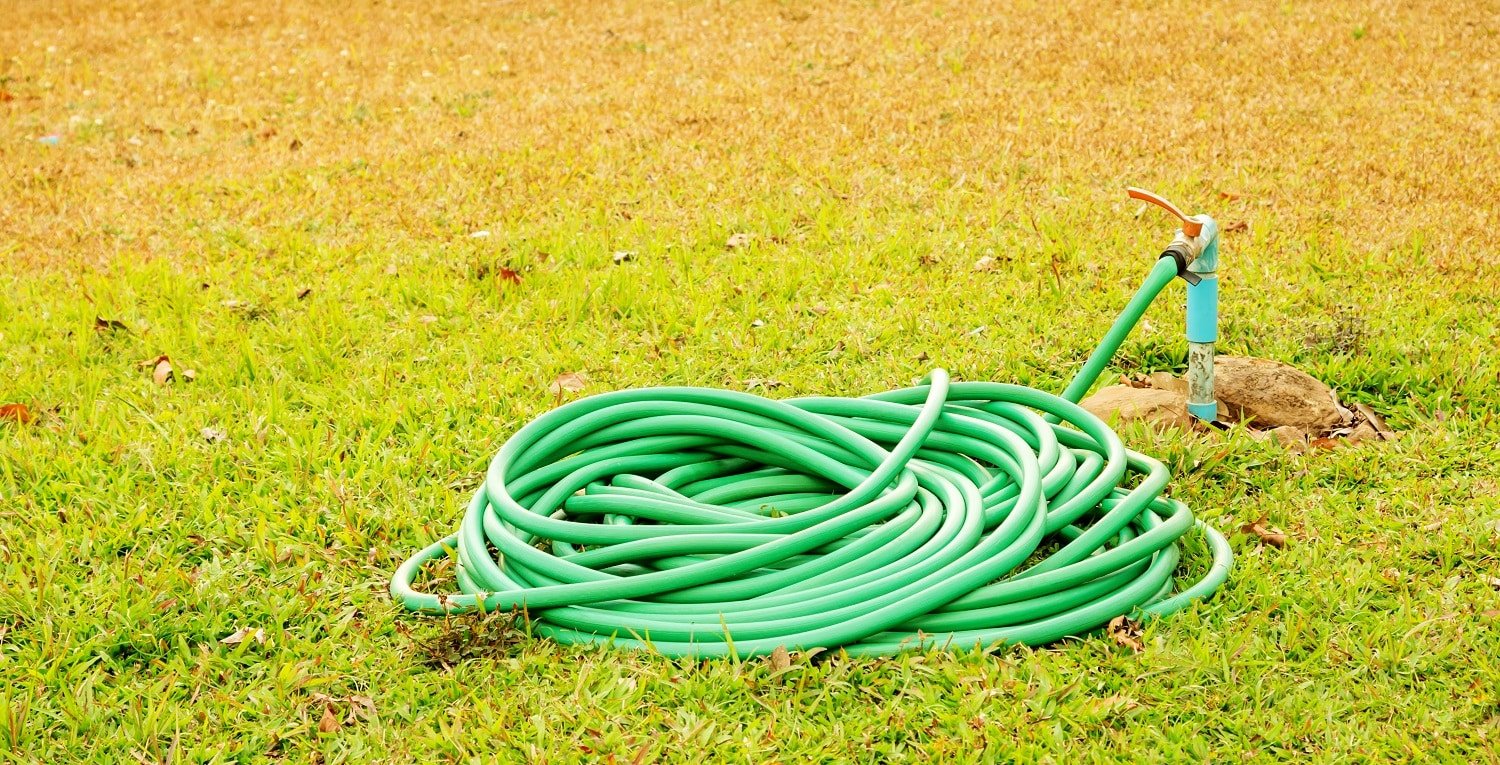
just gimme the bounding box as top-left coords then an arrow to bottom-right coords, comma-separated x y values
4,0 -> 1499,761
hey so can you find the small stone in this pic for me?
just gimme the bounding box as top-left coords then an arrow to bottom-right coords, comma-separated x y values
1266,425 -> 1308,453
1348,421 -> 1380,443
1081,386 -> 1193,430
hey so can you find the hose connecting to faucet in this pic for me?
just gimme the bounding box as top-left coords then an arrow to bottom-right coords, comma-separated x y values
391,190 -> 1233,658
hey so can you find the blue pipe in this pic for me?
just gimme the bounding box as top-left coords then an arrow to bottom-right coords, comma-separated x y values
1185,218 -> 1220,422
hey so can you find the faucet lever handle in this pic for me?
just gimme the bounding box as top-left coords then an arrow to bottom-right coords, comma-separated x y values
1128,187 -> 1204,237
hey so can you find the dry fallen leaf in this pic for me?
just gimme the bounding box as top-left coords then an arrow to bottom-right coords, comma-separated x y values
973,255 -> 999,272
346,695 -> 377,724
1106,616 -> 1143,652
1223,221 -> 1250,233
148,355 -> 174,385
1091,694 -> 1140,715
725,233 -> 751,249
808,303 -> 829,316
94,316 -> 129,333
296,287 -> 312,300
612,250 -> 635,265
318,704 -> 341,733
0,403 -> 37,425
202,427 -> 227,444
769,645 -> 792,673
750,319 -> 766,328
745,378 -> 785,390
1240,515 -> 1288,548
1309,436 -> 1342,451
1352,402 -> 1395,440
497,267 -> 522,285
220,626 -> 267,646
181,368 -> 197,382
549,372 -> 586,396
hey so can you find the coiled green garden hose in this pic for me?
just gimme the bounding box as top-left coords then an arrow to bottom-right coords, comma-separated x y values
392,256 -> 1232,657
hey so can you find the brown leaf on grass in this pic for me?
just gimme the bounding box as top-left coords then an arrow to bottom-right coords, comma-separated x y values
1351,402 -> 1395,440
612,250 -> 635,265
0,90 -> 14,103
296,287 -> 312,300
143,355 -> 174,385
0,403 -> 37,425
1106,616 -> 1143,652
972,255 -> 999,272
317,704 -> 341,733
549,372 -> 586,396
1090,694 -> 1140,715
220,626 -> 267,646
346,695 -> 377,724
1218,191 -> 1247,201
181,368 -> 197,382
1240,516 -> 1288,548
311,693 -> 377,726
1309,436 -> 1342,451
725,233 -> 751,249
202,427 -> 227,444
95,316 -> 129,333
630,741 -> 652,765
1223,221 -> 1250,233
768,645 -> 792,673
497,266 -> 522,285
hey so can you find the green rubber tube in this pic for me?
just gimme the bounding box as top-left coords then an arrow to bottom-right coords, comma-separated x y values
392,257 -> 1233,657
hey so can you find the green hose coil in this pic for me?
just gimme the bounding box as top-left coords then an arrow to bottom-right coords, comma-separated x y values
392,257 -> 1233,657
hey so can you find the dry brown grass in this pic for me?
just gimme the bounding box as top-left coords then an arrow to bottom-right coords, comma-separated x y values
4,0 -> 1496,273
